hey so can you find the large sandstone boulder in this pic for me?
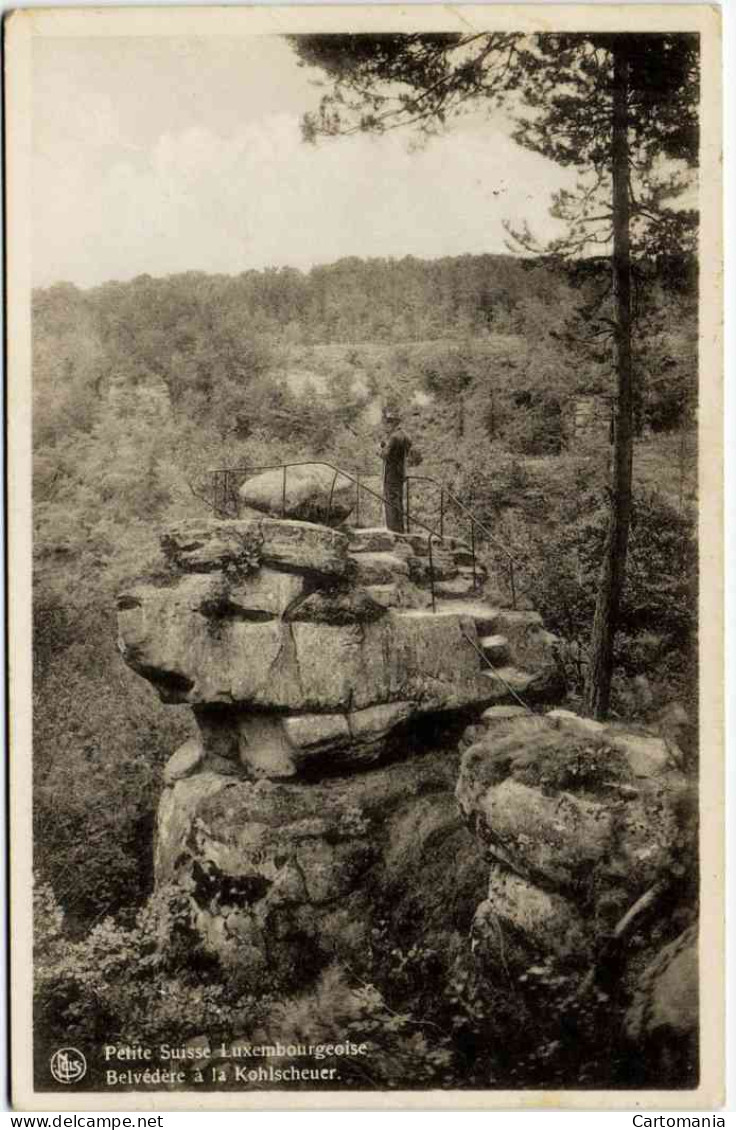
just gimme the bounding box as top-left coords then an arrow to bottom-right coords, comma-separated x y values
118,515 -> 567,776
118,596 -> 497,715
624,924 -> 699,1084
117,517 -> 522,774
240,464 -> 356,526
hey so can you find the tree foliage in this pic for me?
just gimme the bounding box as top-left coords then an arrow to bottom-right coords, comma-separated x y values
294,32 -> 698,264
290,30 -> 699,717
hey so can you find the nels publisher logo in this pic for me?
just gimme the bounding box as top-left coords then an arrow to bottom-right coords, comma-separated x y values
50,1047 -> 87,1084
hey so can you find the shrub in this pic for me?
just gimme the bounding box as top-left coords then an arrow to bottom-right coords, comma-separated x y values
526,488 -> 697,712
33,603 -> 194,930
450,459 -> 697,715
34,879 -> 235,1086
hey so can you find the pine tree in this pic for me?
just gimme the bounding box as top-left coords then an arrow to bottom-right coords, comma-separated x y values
290,30 -> 699,716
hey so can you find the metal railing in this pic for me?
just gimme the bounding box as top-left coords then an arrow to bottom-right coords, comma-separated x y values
211,461 -> 387,528
209,461 -> 443,611
207,461 -> 518,609
404,475 -> 517,609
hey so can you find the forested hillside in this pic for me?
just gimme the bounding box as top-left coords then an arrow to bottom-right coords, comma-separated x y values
32,251 -> 697,937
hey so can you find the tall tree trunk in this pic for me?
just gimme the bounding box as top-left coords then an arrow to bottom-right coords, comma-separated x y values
585,41 -> 634,720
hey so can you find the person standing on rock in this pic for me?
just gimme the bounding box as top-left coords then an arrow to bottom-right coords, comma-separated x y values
380,408 -> 413,532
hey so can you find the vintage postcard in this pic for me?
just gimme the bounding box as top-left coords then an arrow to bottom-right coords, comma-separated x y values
6,4 -> 724,1111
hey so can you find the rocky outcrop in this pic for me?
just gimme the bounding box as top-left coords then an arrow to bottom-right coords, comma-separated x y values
154,746 -> 487,990
113,504 -> 701,1090
458,709 -> 696,973
115,506 -> 698,1083
117,516 -> 556,773
454,706 -> 700,1084
117,512 -> 569,986
624,924 -> 699,1084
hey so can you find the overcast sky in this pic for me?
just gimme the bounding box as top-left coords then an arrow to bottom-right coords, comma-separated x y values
32,35 -> 578,289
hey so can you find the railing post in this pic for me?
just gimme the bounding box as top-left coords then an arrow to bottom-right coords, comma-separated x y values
327,470 -> 338,527
214,470 -> 225,518
356,473 -> 361,528
428,535 -> 436,613
439,487 -> 445,540
510,560 -> 517,610
406,478 -> 411,533
470,520 -> 477,589
282,466 -> 287,518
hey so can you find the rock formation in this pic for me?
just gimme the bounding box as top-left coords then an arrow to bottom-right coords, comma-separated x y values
117,516 -> 562,778
456,705 -> 699,1081
457,707 -> 696,973
624,923 -> 699,1084
116,512 -> 562,982
116,510 -> 696,1079
153,745 -> 486,990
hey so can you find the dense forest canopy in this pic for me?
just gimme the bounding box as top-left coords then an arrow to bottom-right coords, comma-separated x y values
33,251 -> 696,443
35,252 -> 611,348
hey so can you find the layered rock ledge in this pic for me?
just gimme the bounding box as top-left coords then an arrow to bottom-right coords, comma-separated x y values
115,514 -> 573,990
116,517 -> 513,777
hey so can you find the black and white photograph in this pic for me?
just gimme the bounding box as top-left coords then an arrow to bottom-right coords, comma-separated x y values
6,4 -> 724,1110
